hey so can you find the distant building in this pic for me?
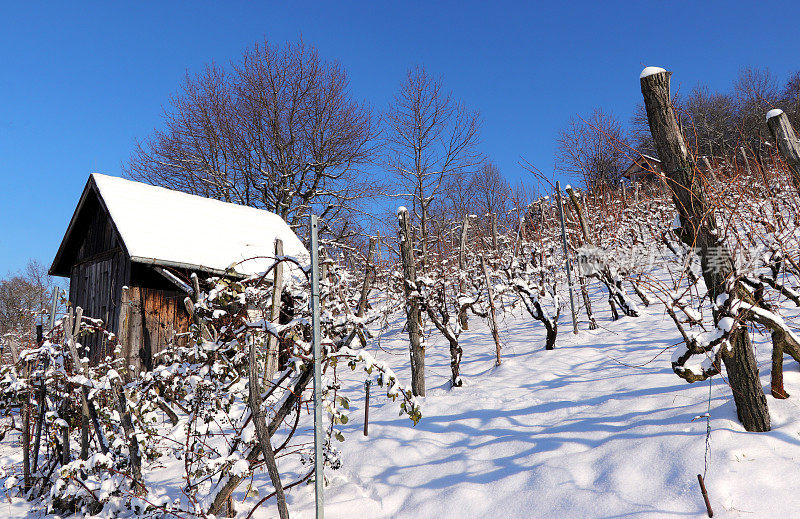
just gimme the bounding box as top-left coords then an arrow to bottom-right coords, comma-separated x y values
621,154 -> 664,185
50,174 -> 307,371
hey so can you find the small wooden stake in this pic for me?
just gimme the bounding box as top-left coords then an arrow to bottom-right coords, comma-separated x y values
363,380 -> 371,436
697,474 -> 713,517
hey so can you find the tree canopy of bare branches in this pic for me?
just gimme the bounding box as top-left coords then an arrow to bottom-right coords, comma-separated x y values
386,65 -> 482,269
555,108 -> 630,191
0,260 -> 58,346
125,39 -> 379,242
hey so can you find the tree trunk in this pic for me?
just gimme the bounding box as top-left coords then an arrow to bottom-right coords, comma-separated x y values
207,368 -> 311,516
248,335 -> 289,519
448,337 -> 463,387
543,317 -> 558,351
111,379 -> 143,492
641,67 -> 770,432
580,278 -> 598,330
398,207 -> 425,396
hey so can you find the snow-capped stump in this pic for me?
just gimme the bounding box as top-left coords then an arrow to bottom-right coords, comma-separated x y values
640,66 -> 667,78
640,65 -> 771,433
49,173 -> 309,373
765,107 -> 800,193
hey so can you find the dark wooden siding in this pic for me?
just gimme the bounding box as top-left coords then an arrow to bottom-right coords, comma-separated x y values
68,250 -> 129,362
66,192 -> 129,362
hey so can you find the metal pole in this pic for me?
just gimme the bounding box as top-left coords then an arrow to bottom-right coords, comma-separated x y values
556,181 -> 579,334
363,379 -> 371,436
309,214 -> 325,519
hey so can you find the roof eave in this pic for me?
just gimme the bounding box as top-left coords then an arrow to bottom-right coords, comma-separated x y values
129,256 -> 246,279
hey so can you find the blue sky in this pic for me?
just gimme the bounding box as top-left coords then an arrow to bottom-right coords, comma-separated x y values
2,1 -> 799,276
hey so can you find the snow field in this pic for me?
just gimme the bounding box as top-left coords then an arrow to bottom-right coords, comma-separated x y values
287,294 -> 800,518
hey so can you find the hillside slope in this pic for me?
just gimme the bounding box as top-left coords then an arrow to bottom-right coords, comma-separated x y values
289,301 -> 800,518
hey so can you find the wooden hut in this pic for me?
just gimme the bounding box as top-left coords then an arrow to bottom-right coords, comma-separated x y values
49,174 -> 308,371
621,153 -> 664,185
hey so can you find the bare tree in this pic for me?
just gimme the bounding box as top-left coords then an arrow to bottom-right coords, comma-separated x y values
469,162 -> 510,218
781,71 -> 800,130
0,260 -> 58,350
683,84 -> 736,158
555,108 -> 630,191
386,65 -> 482,270
126,39 -> 380,241
733,66 -> 779,162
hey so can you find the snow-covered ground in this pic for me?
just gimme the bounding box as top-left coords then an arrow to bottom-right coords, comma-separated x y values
287,297 -> 800,518
3,287 -> 800,518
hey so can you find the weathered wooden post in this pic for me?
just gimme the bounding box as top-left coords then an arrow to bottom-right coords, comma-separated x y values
22,355 -> 31,492
310,214 -> 325,519
766,108 -> 800,193
47,288 -> 59,331
566,186 -> 598,330
265,238 -> 285,384
739,146 -> 752,176
458,214 -> 470,331
701,156 -> 715,182
555,182 -> 579,335
491,212 -> 499,251
31,325 -> 45,474
356,237 -> 377,318
480,255 -> 502,365
640,66 -> 770,432
398,207 -> 425,396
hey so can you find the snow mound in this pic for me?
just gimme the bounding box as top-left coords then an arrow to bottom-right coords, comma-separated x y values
640,66 -> 666,79
766,108 -> 784,121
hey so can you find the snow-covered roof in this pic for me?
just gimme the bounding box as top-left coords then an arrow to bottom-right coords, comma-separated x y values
53,174 -> 309,278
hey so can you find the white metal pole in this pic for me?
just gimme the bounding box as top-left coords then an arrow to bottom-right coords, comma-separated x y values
309,214 -> 325,519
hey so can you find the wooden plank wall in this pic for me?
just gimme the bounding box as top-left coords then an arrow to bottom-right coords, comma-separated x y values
69,250 -> 129,362
122,286 -> 190,372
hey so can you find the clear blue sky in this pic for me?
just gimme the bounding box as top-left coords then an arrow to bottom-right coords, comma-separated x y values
2,0 -> 799,276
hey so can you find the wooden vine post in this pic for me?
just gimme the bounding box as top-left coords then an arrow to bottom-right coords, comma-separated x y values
766,109 -> 800,193
458,214 -> 470,331
398,207 -> 425,397
491,212 -> 499,251
640,66 -> 770,432
739,146 -> 752,176
555,181 -> 579,335
265,238 -> 285,385
356,237 -> 377,319
22,341 -> 31,492
566,186 -> 598,330
31,325 -> 45,475
480,255 -> 502,365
